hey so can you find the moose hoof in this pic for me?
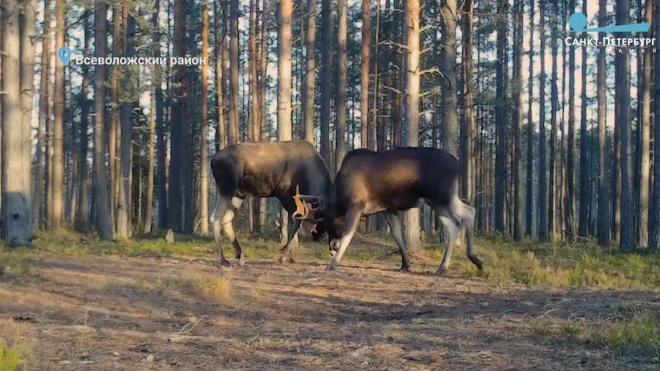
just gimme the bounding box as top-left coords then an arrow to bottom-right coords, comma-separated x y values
435,267 -> 447,276
399,265 -> 410,273
278,255 -> 294,264
326,263 -> 337,271
237,258 -> 246,267
217,259 -> 232,268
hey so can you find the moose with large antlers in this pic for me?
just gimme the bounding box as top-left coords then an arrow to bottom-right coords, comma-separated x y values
293,147 -> 483,276
209,140 -> 332,267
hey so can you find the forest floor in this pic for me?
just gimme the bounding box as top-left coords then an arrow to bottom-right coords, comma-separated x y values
1,230 -> 660,370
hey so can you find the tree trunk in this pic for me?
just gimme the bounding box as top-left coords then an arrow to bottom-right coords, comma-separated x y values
549,3 -> 559,240
401,0 -> 421,253
512,0 -> 523,240
335,0 -> 348,171
618,0 -> 634,250
110,5 -> 121,233
537,1 -> 548,241
638,0 -> 653,247
214,0 -> 226,152
75,7 -> 91,232
303,0 -> 317,144
494,0 -> 507,235
597,0 -> 611,246
320,0 -> 332,168
566,0 -> 577,239
92,1 -> 114,240
198,0 -> 210,236
278,0 -> 296,246
258,0 -> 268,232
526,0 -> 535,237
650,0 -> 660,249
1,0 -> 34,245
155,0 -> 167,229
578,0 -> 589,237
228,0 -> 240,145
35,0 -> 51,230
51,0 -> 66,230
360,0 -> 370,150
117,8 -> 135,239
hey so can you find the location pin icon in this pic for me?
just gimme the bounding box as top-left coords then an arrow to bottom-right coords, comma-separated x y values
58,46 -> 72,64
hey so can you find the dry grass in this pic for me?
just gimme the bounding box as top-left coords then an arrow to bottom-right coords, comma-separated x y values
0,229 -> 659,369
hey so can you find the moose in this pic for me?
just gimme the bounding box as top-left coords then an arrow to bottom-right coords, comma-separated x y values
209,140 -> 332,267
292,147 -> 483,276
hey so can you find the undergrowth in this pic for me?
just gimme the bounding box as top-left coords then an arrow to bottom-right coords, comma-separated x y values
3,228 -> 660,290
533,307 -> 660,359
0,339 -> 29,371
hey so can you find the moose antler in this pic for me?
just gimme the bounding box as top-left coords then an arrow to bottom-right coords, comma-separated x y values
292,185 -> 325,221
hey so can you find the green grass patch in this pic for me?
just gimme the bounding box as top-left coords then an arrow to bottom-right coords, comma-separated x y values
13,228 -> 660,290
0,338 -> 29,371
420,234 -> 660,289
534,308 -> 660,359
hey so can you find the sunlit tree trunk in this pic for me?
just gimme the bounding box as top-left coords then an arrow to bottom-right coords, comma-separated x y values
401,0 -> 421,254
335,0 -> 348,170
538,2 -> 549,241
597,0 -> 611,246
650,0 -> 660,249
494,0 -> 507,235
617,0 -> 633,250
198,0 -> 210,236
51,0 -> 66,230
278,0 -> 296,245
638,0 -> 653,247
228,0 -> 239,145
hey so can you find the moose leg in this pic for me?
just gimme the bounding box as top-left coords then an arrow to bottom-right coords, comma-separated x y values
279,215 -> 302,264
454,198 -> 482,270
384,211 -> 411,272
222,196 -> 245,265
210,194 -> 232,267
434,206 -> 460,276
327,207 -> 362,271
210,195 -> 244,267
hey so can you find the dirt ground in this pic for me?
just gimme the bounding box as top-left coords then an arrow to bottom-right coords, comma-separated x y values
1,248 -> 659,370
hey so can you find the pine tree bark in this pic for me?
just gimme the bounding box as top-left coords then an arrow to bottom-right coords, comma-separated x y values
494,0 -> 507,235
512,0 -> 523,240
597,0 -> 611,246
538,2 -> 549,241
335,0 -> 348,170
650,0 -> 660,249
198,0 -> 210,236
638,0 -> 653,247
549,3 -> 559,240
155,0 -> 167,229
75,8 -> 91,232
228,0 -> 240,145
320,0 -> 332,168
618,0 -> 633,250
1,0 -> 35,245
93,0 -> 114,240
303,0 -> 317,144
525,0 -> 535,237
401,0 -> 421,254
360,0 -> 370,149
51,0 -> 66,230
461,0 -> 475,207
578,0 -> 589,237
566,0 -> 577,239
117,8 -> 135,239
278,0 -> 296,245
35,0 -> 52,229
